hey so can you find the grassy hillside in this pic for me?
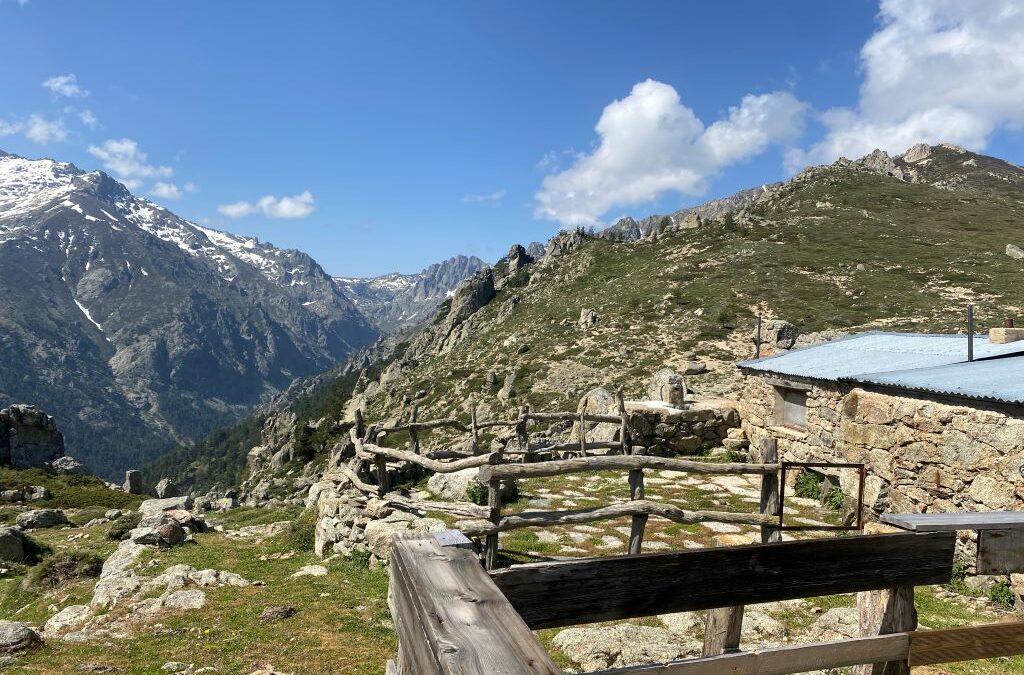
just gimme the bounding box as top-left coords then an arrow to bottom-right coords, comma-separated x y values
364,150 -> 1024,426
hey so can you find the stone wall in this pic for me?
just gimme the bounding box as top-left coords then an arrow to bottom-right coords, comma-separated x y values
739,375 -> 1024,516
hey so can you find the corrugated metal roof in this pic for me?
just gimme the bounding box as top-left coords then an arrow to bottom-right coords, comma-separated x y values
738,331 -> 1024,381
849,356 -> 1024,405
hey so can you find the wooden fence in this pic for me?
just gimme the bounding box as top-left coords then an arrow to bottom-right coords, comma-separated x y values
345,399 -> 789,572
386,527 -> 1024,675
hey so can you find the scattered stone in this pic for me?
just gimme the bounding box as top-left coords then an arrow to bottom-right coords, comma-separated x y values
1007,244 -> 1024,260
578,308 -> 598,329
290,564 -> 328,578
0,526 -> 26,562
0,489 -> 23,502
76,664 -> 118,672
154,478 -> 182,499
259,606 -> 296,623
44,604 -> 92,637
679,361 -> 708,376
123,470 -> 146,495
426,468 -> 513,502
161,589 -> 206,610
138,496 -> 193,517
16,508 -> 69,529
161,663 -> 190,673
647,369 -> 687,408
0,621 -> 42,653
755,319 -> 800,350
104,509 -> 123,520
52,455 -> 88,475
23,485 -> 51,501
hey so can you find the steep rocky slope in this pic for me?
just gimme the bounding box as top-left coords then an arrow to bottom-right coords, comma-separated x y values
0,151 -> 377,477
334,254 -> 486,332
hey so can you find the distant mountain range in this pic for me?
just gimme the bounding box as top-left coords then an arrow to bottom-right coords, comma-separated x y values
0,150 -> 480,477
335,255 -> 485,332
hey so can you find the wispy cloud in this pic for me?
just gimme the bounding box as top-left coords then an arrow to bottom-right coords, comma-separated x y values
88,138 -> 172,186
150,181 -> 196,201
0,120 -> 23,137
462,189 -> 505,204
535,79 -> 806,226
218,191 -> 315,219
78,109 -> 98,129
25,115 -> 68,144
42,73 -> 89,98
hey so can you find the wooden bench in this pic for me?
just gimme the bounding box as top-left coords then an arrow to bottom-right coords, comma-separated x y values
882,510 -> 1024,575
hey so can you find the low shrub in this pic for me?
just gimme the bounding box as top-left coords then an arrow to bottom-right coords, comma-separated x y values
276,510 -> 316,552
824,485 -> 846,511
989,581 -> 1016,610
466,479 -> 519,507
793,470 -> 823,500
21,534 -> 51,565
30,551 -> 104,587
107,511 -> 142,541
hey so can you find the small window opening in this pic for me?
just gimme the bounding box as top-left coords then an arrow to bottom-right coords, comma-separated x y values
776,388 -> 807,430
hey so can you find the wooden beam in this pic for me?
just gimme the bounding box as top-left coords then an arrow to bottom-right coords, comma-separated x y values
362,442 -> 497,473
759,437 -> 781,544
590,634 -> 909,675
459,500 -> 774,537
478,455 -> 779,482
389,532 -> 561,675
489,532 -> 954,629
908,622 -> 1024,666
854,585 -> 916,675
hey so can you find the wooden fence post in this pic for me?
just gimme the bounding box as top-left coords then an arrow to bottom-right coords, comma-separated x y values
485,478 -> 502,570
854,585 -> 916,675
409,403 -> 419,455
354,408 -> 365,441
616,388 -> 632,455
470,403 -> 480,455
760,437 -> 782,543
579,409 -> 587,458
628,447 -> 647,555
516,405 -> 530,460
702,532 -> 745,656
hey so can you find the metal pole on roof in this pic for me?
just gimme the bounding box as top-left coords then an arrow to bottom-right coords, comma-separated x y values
967,304 -> 975,362
755,314 -> 762,359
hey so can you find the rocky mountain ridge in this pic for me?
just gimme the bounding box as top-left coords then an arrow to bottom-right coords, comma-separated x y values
334,254 -> 486,332
0,150 -> 378,477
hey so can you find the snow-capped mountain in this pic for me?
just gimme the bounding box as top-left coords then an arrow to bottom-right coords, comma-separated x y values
335,254 -> 486,332
0,150 -> 377,477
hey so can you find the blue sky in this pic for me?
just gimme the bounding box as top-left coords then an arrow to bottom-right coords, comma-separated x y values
3,1 -> 1024,276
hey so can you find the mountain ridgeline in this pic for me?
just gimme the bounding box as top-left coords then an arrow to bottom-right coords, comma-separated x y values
147,142 -> 1024,491
0,151 -> 481,478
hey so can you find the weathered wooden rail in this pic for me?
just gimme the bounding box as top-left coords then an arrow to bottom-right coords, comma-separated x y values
386,528 -> 1024,675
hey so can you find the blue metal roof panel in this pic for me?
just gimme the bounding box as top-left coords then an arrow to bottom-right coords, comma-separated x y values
738,331 -> 1024,381
848,356 -> 1024,405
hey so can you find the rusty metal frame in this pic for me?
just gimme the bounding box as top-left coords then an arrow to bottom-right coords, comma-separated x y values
777,461 -> 867,532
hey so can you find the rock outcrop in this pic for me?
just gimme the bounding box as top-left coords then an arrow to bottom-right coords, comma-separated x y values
0,404 -> 65,470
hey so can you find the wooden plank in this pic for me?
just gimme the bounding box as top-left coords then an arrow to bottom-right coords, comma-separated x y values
591,634 -> 909,675
433,530 -> 474,549
978,529 -> 1024,574
702,604 -> 744,657
909,622 -> 1024,666
390,533 -> 562,675
478,455 -> 779,482
459,500 -> 774,537
489,532 -> 954,629
881,511 -> 1024,532
485,479 -> 501,570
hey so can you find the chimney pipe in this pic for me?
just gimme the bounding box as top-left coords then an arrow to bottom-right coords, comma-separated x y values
967,304 -> 974,362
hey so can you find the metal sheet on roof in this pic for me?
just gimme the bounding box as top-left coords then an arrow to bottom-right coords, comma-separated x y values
738,332 -> 1024,381
850,356 -> 1024,406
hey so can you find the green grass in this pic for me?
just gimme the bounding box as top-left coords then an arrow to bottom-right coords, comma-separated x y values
0,468 -> 144,510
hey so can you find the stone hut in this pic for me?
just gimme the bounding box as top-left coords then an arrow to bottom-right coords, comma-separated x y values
737,331 -> 1024,516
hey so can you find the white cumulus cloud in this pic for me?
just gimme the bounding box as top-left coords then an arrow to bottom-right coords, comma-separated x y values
88,138 -> 173,185
42,73 -> 88,98
78,109 -> 98,129
0,120 -> 23,137
25,115 -> 68,144
794,0 -> 1024,167
534,79 -> 806,226
218,191 -> 315,219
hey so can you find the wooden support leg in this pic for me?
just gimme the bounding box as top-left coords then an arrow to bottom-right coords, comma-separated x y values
854,585 -> 917,675
703,604 -> 744,656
